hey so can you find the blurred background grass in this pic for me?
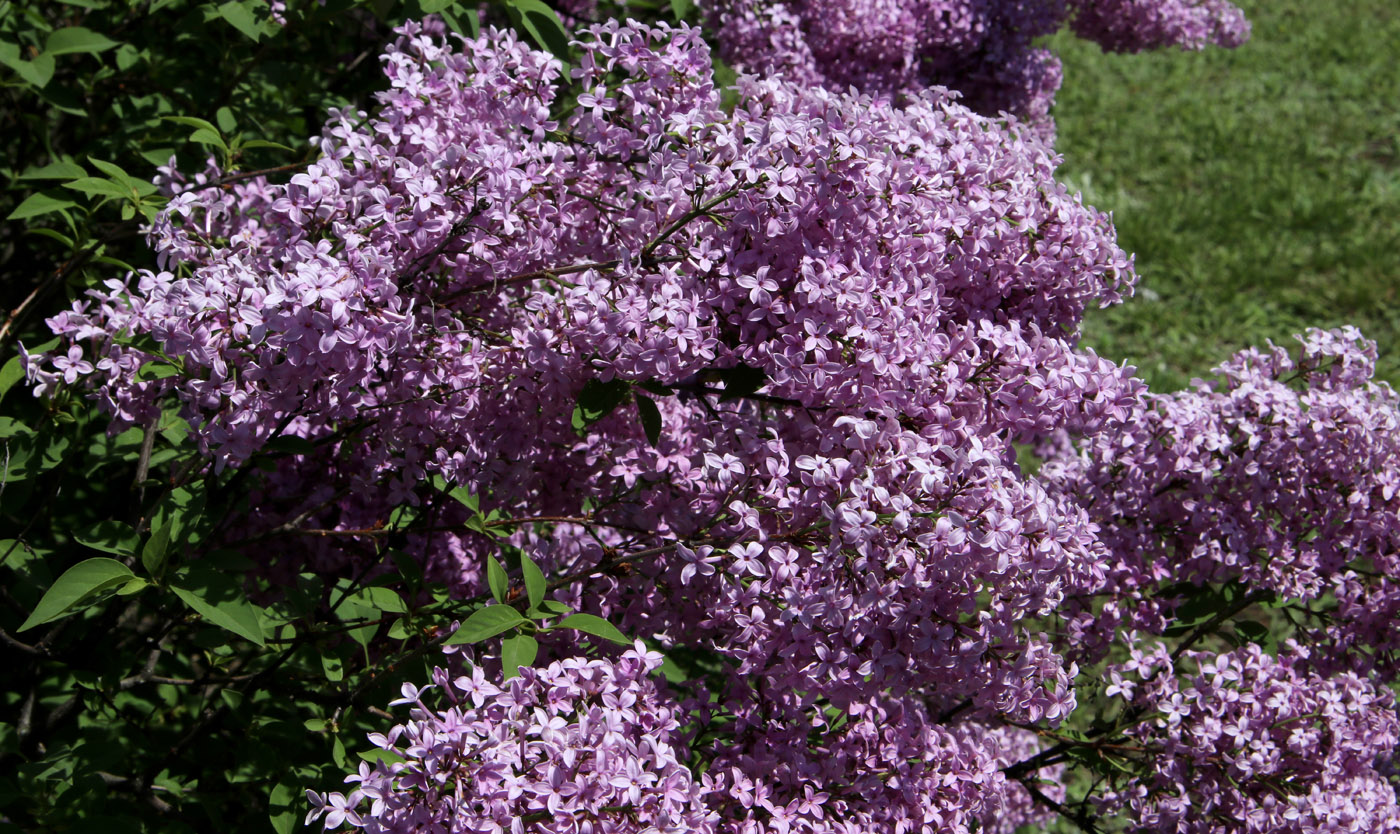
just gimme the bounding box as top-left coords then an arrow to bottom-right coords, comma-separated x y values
1047,0 -> 1400,391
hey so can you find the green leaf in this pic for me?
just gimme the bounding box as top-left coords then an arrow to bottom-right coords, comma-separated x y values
116,578 -> 149,596
717,363 -> 766,401
504,0 -> 571,61
553,613 -> 629,645
1164,583 -> 1230,635
0,417 -> 34,440
217,0 -> 265,41
487,555 -> 508,604
5,191 -> 77,221
443,605 -> 528,645
75,520 -> 138,557
388,504 -> 419,529
419,0 -> 453,11
88,158 -> 154,195
135,362 -> 181,381
139,147 -> 178,168
268,783 -> 298,834
171,565 -> 266,646
2,430 -> 71,481
571,377 -> 630,433
501,634 -> 538,679
37,83 -> 86,117
114,42 -> 142,71
521,554 -> 546,610
237,139 -> 295,153
668,0 -> 694,18
188,128 -> 230,151
0,48 -> 55,88
635,394 -> 662,446
390,550 -> 423,590
321,653 -> 343,682
45,27 -> 120,56
18,160 -> 86,180
214,106 -> 237,134
18,557 -> 135,631
163,115 -> 221,135
447,486 -> 479,512
150,484 -> 208,548
62,177 -> 130,199
348,586 -> 407,614
657,656 -> 689,683
357,748 -> 406,766
25,227 -> 75,248
440,4 -> 480,37
0,356 -> 25,404
141,523 -> 172,576
1234,620 -> 1277,653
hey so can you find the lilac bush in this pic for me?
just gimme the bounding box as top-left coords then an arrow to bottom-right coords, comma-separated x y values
1099,643 -> 1400,832
21,12 -> 1400,834
1039,328 -> 1400,678
702,0 -> 1249,137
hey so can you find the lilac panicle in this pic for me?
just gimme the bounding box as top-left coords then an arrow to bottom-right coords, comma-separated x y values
701,0 -> 1249,139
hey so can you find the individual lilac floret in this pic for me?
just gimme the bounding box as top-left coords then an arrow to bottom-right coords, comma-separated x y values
308,644 -> 716,833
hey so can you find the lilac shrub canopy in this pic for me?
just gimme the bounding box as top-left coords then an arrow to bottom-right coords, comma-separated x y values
702,0 -> 1250,137
1040,327 -> 1400,680
1101,643 -> 1400,832
23,14 -> 1400,834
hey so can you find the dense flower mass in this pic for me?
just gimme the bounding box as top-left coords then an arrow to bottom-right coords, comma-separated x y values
1040,328 -> 1400,678
22,13 -> 1400,834
1099,643 -> 1400,833
307,647 -> 715,833
702,0 -> 1249,136
1070,0 -> 1250,53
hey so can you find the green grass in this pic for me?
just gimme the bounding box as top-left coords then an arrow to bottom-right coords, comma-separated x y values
1047,0 -> 1400,391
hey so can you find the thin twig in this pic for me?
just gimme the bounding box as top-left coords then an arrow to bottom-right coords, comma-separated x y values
182,161 -> 312,193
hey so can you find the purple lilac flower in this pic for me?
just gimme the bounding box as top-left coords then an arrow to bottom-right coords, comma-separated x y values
701,0 -> 1249,138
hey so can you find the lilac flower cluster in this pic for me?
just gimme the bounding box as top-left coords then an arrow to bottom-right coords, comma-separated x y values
27,17 -> 1139,829
1070,0 -> 1251,53
1041,328 -> 1400,677
702,0 -> 1249,137
1100,642 -> 1400,832
311,647 -> 1073,834
23,16 -> 1400,834
307,645 -> 714,833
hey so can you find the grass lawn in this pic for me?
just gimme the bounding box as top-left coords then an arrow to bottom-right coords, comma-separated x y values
1047,0 -> 1400,391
